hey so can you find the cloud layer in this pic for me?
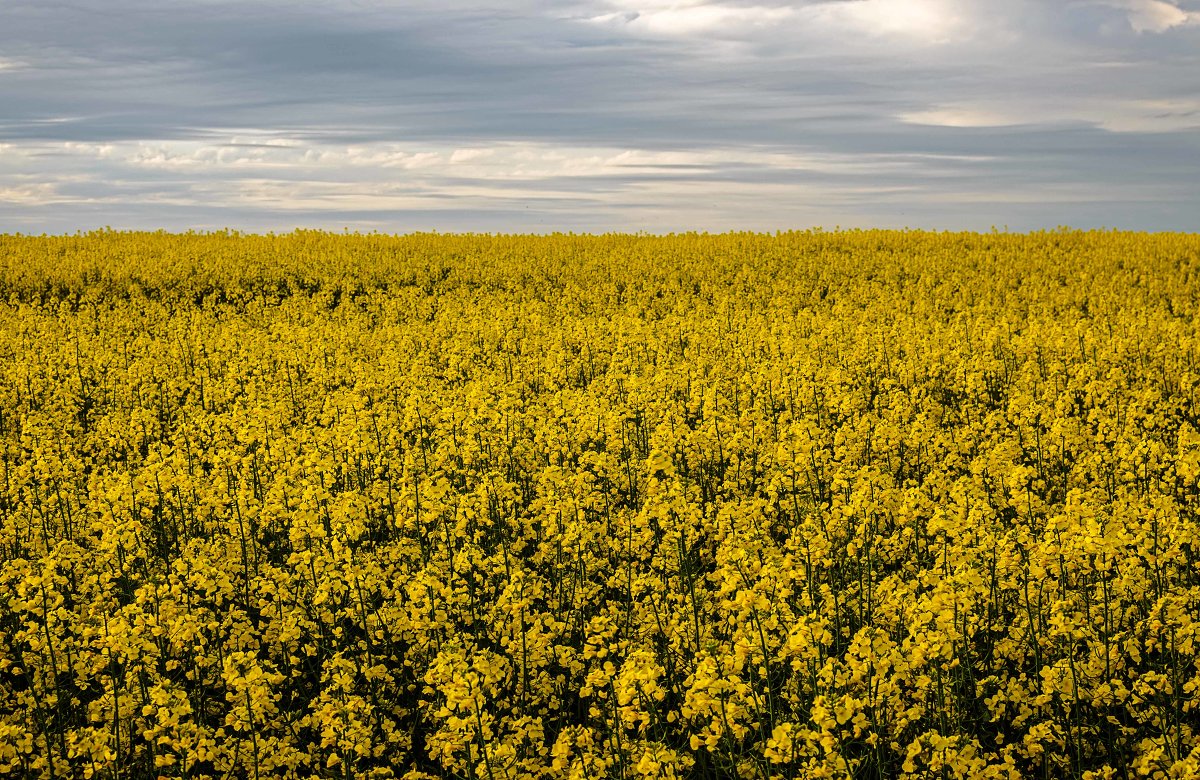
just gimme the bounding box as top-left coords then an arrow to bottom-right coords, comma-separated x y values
1,0 -> 1197,232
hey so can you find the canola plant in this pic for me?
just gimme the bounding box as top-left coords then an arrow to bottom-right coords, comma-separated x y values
0,230 -> 1198,779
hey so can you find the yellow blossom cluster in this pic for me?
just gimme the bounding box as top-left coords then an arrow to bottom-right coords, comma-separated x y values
0,229 -> 1198,778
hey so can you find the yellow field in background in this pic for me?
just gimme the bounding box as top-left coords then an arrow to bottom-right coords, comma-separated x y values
1,230 -> 1199,779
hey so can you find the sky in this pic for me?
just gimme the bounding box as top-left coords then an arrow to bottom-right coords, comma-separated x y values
1,0 -> 1198,233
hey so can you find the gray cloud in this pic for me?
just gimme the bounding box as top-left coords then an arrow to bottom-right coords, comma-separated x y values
1,0 -> 1198,232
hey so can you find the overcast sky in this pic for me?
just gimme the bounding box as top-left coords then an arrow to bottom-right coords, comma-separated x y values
1,0 -> 1198,233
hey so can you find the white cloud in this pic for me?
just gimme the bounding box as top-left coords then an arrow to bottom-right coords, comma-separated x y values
587,2 -> 795,37
0,183 -> 61,204
1096,0 -> 1197,32
898,106 -> 1028,128
97,138 -> 920,179
449,148 -> 495,164
62,141 -> 116,158
580,0 -> 977,42
0,136 -> 998,221
803,0 -> 971,43
900,95 -> 1200,133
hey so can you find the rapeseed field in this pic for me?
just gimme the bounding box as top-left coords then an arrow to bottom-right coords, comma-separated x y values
1,229 -> 1198,779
